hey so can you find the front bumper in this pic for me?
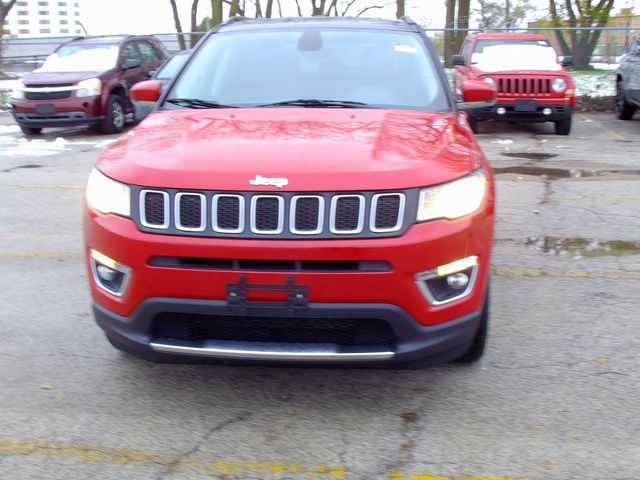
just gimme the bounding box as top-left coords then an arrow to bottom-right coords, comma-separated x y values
94,298 -> 484,367
470,102 -> 573,123
11,96 -> 103,128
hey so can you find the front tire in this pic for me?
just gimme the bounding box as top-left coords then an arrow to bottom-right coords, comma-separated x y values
100,94 -> 126,134
554,115 -> 572,136
20,125 -> 42,136
467,115 -> 479,134
615,81 -> 636,120
455,287 -> 490,364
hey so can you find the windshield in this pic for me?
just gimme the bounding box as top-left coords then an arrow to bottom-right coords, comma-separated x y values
167,29 -> 449,110
472,40 -> 561,72
37,44 -> 119,73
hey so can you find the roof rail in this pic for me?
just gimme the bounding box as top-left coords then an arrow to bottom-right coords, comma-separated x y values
400,16 -> 421,33
224,16 -> 247,25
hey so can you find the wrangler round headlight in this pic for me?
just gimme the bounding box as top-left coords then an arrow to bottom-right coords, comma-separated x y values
86,168 -> 131,217
552,78 -> 567,93
417,169 -> 487,222
482,77 -> 495,86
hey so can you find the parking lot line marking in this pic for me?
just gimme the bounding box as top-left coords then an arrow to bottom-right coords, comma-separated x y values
491,267 -> 640,281
0,436 -> 525,480
0,183 -> 84,190
578,114 -> 626,141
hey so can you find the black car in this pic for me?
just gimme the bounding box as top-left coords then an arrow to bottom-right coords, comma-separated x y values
616,33 -> 640,120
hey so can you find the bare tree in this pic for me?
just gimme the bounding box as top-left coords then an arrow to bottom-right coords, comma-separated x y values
169,0 -> 187,50
396,0 -> 404,19
549,0 -> 615,68
444,0 -> 471,67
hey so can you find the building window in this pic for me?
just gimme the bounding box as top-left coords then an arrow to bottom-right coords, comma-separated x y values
59,1 -> 67,5
39,20 -> 50,25
60,19 -> 68,25
38,1 -> 49,5
75,19 -> 81,25
38,10 -> 49,15
75,29 -> 82,34
17,1 -> 28,6
17,10 -> 28,15
18,29 -> 30,34
74,2 -> 79,6
40,28 -> 51,34
18,20 -> 29,25
59,10 -> 67,15
60,28 -> 69,33
74,11 -> 79,15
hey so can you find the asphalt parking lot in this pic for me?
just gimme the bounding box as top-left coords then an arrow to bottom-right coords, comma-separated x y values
0,111 -> 638,480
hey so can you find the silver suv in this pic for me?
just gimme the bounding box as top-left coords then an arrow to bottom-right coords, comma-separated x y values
616,33 -> 640,120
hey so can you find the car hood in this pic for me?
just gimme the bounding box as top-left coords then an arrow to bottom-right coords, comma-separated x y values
470,65 -> 569,77
98,108 -> 482,191
21,70 -> 105,85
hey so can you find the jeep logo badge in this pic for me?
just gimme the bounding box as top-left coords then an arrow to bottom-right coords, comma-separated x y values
249,174 -> 289,188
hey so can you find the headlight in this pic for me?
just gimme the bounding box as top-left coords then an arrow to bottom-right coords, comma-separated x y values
86,168 -> 130,217
9,80 -> 25,100
482,77 -> 494,86
551,78 -> 567,93
417,169 -> 487,222
76,78 -> 102,97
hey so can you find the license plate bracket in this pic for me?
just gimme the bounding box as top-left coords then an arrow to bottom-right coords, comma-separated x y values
35,103 -> 56,115
514,100 -> 537,112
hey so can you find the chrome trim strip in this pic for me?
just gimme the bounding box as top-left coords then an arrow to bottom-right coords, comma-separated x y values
174,192 -> 206,232
289,195 -> 324,235
250,195 -> 284,235
150,342 -> 395,361
20,85 -> 79,93
329,194 -> 365,234
139,190 -> 170,229
415,264 -> 479,306
370,193 -> 405,233
212,194 -> 245,234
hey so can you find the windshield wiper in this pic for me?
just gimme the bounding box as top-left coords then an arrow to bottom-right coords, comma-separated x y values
256,99 -> 369,108
166,98 -> 238,109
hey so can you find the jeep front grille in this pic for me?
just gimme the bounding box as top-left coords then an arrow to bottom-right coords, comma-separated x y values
496,76 -> 551,96
136,189 -> 410,239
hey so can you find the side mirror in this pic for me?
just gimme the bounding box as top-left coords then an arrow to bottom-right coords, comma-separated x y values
452,54 -> 466,66
561,56 -> 573,67
122,59 -> 142,70
130,80 -> 162,108
457,79 -> 496,110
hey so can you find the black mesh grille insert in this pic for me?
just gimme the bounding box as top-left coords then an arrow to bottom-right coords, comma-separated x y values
152,313 -> 397,346
143,192 -> 166,226
254,197 -> 280,231
178,195 -> 203,229
216,196 -> 241,230
374,195 -> 401,230
26,90 -> 71,100
294,197 -> 320,231
334,197 -> 361,231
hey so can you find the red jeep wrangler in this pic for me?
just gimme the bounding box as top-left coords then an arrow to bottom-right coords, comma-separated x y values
453,32 -> 575,135
84,17 -> 495,368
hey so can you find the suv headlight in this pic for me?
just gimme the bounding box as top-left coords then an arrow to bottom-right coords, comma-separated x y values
9,80 -> 25,100
76,78 -> 102,97
482,77 -> 494,86
417,169 -> 487,222
551,78 -> 567,93
86,168 -> 131,217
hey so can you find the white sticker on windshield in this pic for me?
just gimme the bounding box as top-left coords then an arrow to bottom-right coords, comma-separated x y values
395,44 -> 417,54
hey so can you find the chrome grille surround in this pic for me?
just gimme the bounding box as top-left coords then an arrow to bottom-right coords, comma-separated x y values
140,190 -> 170,229
135,189 -> 413,239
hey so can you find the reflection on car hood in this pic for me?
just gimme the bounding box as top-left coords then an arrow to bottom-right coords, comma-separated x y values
98,108 -> 482,191
21,70 -> 106,85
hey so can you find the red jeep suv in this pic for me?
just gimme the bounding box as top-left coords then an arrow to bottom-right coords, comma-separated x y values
10,35 -> 166,135
453,32 -> 575,135
84,17 -> 496,367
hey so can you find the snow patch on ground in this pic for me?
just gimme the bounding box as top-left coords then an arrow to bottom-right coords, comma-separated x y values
491,139 -> 513,144
0,132 -> 108,157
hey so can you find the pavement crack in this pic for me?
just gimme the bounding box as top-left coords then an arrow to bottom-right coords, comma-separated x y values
156,412 -> 250,479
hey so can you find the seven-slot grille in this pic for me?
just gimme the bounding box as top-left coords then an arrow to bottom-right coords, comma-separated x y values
496,76 -> 551,96
137,190 -> 407,238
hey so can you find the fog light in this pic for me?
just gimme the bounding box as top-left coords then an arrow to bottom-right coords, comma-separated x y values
90,249 -> 131,297
447,272 -> 470,289
542,108 -> 552,116
496,107 -> 506,115
415,256 -> 478,305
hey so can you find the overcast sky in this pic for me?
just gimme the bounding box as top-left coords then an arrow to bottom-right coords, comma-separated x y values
81,0 -> 634,36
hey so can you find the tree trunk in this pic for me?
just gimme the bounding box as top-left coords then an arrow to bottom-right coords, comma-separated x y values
229,0 -> 240,16
211,0 -> 223,27
454,0 -> 470,55
396,0 -> 404,19
0,0 -> 17,36
255,0 -> 263,17
265,0 -> 274,17
170,0 -> 187,50
444,0 -> 456,67
190,0 -> 200,48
